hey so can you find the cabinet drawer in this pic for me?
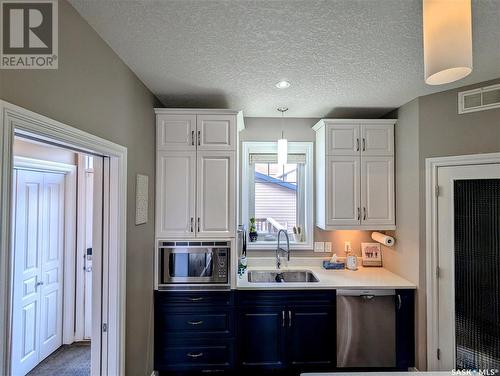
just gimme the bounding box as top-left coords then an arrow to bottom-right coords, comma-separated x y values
237,290 -> 336,307
155,290 -> 234,308
155,339 -> 234,371
157,310 -> 234,337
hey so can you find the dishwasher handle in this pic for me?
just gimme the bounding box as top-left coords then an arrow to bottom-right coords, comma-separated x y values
336,289 -> 395,297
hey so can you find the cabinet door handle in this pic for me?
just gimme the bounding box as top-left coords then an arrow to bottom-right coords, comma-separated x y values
363,207 -> 367,221
187,352 -> 204,358
191,130 -> 195,146
362,138 -> 366,151
187,320 -> 204,326
197,130 -> 201,146
396,294 -> 402,310
288,310 -> 292,327
357,207 -> 360,221
282,310 -> 285,327
190,217 -> 194,232
356,138 -> 360,152
188,297 -> 204,302
197,217 -> 200,232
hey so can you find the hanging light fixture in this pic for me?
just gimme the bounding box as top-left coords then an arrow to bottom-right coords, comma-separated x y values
277,107 -> 288,166
422,0 -> 472,85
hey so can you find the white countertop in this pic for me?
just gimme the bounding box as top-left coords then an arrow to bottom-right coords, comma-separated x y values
236,257 -> 416,290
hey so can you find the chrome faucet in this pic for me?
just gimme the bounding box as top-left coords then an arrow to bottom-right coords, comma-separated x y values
276,229 -> 290,269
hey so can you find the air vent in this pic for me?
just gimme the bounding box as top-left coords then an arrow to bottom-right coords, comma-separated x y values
458,83 -> 500,114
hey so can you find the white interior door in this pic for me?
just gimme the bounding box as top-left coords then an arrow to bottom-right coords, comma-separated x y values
436,163 -> 500,370
11,169 -> 65,376
196,151 -> 235,237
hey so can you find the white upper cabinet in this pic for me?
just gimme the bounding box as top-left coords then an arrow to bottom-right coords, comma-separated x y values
326,156 -> 360,226
361,124 -> 394,156
155,109 -> 241,239
156,151 -> 196,238
197,115 -> 236,150
314,119 -> 396,230
361,156 -> 394,226
157,114 -> 196,150
196,151 -> 235,237
326,124 -> 360,155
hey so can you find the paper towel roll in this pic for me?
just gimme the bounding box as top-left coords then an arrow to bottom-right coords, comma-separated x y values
371,232 -> 395,247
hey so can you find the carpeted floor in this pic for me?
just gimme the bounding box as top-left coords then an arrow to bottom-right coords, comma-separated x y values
27,342 -> 91,376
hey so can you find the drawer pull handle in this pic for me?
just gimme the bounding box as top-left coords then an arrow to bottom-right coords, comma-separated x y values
187,320 -> 204,326
187,352 -> 204,358
188,297 -> 204,301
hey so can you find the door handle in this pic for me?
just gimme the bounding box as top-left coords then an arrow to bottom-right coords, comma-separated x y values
282,310 -> 285,327
396,294 -> 402,310
187,320 -> 204,326
363,207 -> 367,221
362,138 -> 366,151
188,297 -> 204,302
357,207 -> 360,221
197,217 -> 200,232
356,138 -> 360,152
191,130 -> 195,146
187,352 -> 204,358
36,281 -> 44,287
190,217 -> 194,232
197,130 -> 201,146
288,310 -> 292,327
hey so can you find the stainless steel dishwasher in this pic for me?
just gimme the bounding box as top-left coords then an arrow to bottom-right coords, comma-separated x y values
336,289 -> 396,368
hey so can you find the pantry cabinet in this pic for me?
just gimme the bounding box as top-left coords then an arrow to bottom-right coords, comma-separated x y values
314,119 -> 396,230
155,109 -> 242,239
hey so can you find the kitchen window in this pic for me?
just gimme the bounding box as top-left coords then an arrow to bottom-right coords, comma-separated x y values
241,142 -> 313,250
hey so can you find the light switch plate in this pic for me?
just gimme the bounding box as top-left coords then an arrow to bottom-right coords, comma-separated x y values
324,242 -> 332,253
314,242 -> 325,253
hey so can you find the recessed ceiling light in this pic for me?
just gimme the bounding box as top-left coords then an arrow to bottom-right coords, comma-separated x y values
275,80 -> 291,89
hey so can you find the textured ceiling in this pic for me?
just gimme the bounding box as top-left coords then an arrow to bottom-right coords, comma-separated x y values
69,0 -> 500,117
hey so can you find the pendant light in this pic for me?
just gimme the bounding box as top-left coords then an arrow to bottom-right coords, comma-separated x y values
423,0 -> 472,85
277,107 -> 288,166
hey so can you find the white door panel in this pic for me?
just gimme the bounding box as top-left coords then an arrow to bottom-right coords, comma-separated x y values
361,124 -> 394,156
197,115 -> 236,151
196,151 -> 235,237
156,114 -> 196,150
326,156 -> 360,226
436,164 -> 500,370
326,125 -> 360,156
12,170 -> 65,375
361,156 -> 394,226
156,151 -> 196,238
39,173 -> 64,360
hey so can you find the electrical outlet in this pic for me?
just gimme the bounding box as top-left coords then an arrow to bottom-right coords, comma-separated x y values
314,242 -> 325,253
324,242 -> 332,253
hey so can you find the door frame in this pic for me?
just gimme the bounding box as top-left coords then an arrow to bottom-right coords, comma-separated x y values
0,100 -> 128,376
425,152 -> 500,370
13,156 -> 78,348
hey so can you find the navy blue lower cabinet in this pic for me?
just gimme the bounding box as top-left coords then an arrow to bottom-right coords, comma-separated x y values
396,289 -> 415,370
236,290 -> 336,374
287,305 -> 336,370
154,290 -> 236,374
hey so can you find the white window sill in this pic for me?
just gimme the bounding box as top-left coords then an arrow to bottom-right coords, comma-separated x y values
247,242 -> 313,251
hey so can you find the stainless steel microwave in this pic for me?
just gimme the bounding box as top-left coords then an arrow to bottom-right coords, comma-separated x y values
158,241 -> 230,285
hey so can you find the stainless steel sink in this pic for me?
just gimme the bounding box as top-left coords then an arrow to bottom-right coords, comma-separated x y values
247,270 -> 319,283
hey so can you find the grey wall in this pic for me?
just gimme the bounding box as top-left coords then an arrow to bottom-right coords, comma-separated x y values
0,1 -> 159,374
240,117 -> 374,257
386,77 -> 500,370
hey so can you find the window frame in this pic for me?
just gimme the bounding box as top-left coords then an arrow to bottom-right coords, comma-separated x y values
241,141 -> 314,250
